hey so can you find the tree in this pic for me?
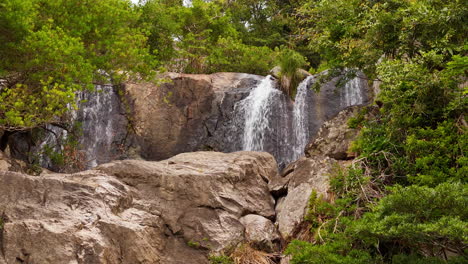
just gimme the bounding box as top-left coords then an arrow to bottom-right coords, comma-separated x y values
285,0 -> 467,262
0,0 -> 156,135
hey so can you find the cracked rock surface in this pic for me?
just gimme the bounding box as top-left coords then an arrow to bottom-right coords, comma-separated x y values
0,151 -> 278,264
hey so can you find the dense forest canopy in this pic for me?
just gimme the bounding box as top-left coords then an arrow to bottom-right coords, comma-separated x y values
0,0 -> 467,263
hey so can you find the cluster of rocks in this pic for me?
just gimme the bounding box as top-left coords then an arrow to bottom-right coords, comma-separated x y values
0,105 -> 363,263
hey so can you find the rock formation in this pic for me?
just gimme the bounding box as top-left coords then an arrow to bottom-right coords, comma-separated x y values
5,71 -> 369,172
270,105 -> 363,239
0,103 -> 365,263
124,72 -> 263,161
0,151 -> 280,264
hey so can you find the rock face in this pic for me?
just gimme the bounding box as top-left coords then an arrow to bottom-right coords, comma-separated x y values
306,106 -> 363,159
270,106 -> 363,239
125,72 -> 263,161
5,71 -> 369,172
125,71 -> 369,168
271,156 -> 336,238
0,151 -> 279,264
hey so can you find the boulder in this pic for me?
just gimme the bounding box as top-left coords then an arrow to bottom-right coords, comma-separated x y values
306,106 -> 362,159
271,156 -> 336,238
0,150 -> 28,173
239,214 -> 280,252
0,151 -> 279,263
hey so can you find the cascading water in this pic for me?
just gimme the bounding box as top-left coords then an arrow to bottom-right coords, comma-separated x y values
77,84 -> 115,167
291,76 -> 314,161
38,85 -> 118,169
238,72 -> 367,167
238,75 -> 282,151
341,77 -> 364,107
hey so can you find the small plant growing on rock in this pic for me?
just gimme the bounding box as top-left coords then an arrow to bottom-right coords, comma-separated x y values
187,240 -> 201,249
208,254 -> 233,264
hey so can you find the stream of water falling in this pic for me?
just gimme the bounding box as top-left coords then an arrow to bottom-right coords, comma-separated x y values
239,75 -> 281,151
239,73 -> 366,167
38,85 -> 116,169
291,76 -> 314,161
341,77 -> 363,107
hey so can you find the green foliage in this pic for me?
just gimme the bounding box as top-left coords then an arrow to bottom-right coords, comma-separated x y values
40,122 -> 86,173
353,183 -> 468,258
187,240 -> 201,248
276,47 -> 308,97
0,0 -> 157,131
286,1 -> 467,263
304,190 -> 336,228
405,122 -> 467,186
286,238 -> 374,264
287,182 -> 468,263
138,0 -> 306,75
297,0 -> 467,77
347,107 -> 369,129
208,254 -> 233,264
391,254 -> 467,264
207,37 -> 275,75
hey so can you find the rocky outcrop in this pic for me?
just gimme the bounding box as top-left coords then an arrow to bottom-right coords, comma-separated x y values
306,106 -> 362,159
270,106 -> 364,239
125,72 -> 263,161
124,71 -> 369,168
0,151 -> 279,264
240,214 -> 280,252
0,150 -> 28,173
271,156 -> 336,238
5,70 -> 369,173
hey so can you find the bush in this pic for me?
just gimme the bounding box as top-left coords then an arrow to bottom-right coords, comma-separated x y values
275,47 -> 308,97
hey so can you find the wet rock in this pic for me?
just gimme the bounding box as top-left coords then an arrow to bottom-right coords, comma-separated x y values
125,72 -> 263,161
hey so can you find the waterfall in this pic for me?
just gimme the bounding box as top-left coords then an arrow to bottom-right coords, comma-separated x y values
238,72 -> 367,168
341,77 -> 364,107
239,75 -> 281,151
38,85 -> 117,170
77,84 -> 115,168
291,76 -> 314,161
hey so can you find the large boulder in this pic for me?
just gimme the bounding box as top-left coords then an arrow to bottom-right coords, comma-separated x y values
0,151 -> 279,264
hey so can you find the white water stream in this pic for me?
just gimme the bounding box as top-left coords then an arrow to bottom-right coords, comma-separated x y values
239,75 -> 281,151
38,85 -> 116,169
291,76 -> 314,161
238,73 -> 366,166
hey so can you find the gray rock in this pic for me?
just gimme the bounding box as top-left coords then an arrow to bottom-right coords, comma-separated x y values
306,106 -> 362,160
272,156 -> 336,238
125,72 -> 263,161
0,151 -> 279,263
240,214 -> 280,252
